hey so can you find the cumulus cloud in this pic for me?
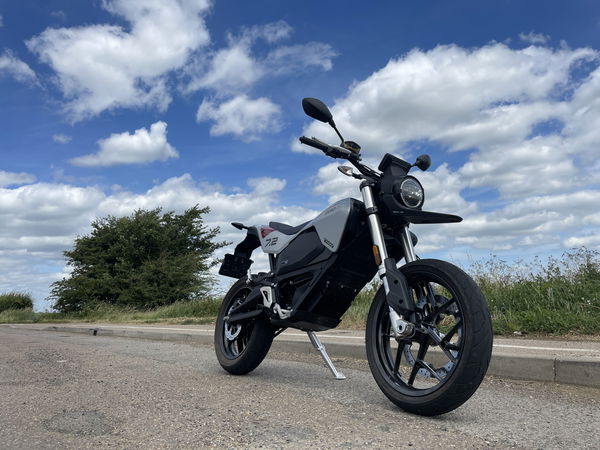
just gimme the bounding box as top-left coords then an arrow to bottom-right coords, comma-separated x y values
70,121 -> 178,167
0,174 -> 317,309
26,0 -> 211,121
197,95 -> 282,141
52,134 -> 72,144
296,44 -> 596,153
306,42 -> 600,255
0,170 -> 36,187
185,20 -> 335,96
185,20 -> 335,139
0,49 -> 37,83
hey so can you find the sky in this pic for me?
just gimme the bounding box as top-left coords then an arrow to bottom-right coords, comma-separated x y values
1,0 -> 600,311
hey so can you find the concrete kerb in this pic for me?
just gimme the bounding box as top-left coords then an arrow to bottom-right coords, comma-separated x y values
10,324 -> 600,389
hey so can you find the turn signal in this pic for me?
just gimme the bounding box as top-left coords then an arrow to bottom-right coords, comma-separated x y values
372,245 -> 382,266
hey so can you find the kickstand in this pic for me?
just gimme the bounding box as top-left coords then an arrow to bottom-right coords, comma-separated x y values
307,331 -> 346,380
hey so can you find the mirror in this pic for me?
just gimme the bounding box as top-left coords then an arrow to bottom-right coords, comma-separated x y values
415,154 -> 431,171
302,98 -> 333,124
337,166 -> 355,177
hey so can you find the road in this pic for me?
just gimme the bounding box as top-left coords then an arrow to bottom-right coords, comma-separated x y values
1,326 -> 599,449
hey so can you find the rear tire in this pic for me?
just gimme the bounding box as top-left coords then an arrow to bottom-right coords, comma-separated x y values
215,278 -> 274,375
366,259 -> 493,416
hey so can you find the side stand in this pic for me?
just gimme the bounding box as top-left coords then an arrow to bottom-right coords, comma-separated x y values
307,331 -> 346,380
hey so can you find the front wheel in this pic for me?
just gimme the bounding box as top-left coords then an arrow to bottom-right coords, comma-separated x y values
366,259 -> 493,416
215,278 -> 274,375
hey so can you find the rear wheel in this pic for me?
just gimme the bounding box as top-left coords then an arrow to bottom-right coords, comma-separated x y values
215,278 -> 274,375
366,259 -> 493,416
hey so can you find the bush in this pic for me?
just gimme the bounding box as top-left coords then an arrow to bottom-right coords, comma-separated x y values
50,206 -> 227,313
0,292 -> 34,313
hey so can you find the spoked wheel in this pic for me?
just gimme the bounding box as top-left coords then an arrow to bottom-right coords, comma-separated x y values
215,278 -> 274,375
366,259 -> 493,416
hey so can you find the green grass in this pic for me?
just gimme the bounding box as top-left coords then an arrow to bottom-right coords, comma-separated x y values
473,248 -> 600,335
2,248 -> 599,335
340,283 -> 380,329
0,298 -> 221,325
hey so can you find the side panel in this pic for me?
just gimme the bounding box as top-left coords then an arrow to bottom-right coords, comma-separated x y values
257,228 -> 296,254
274,229 -> 329,275
311,198 -> 353,252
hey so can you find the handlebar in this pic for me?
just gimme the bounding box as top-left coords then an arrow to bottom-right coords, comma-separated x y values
299,135 -> 383,180
299,136 -> 330,152
299,136 -> 360,161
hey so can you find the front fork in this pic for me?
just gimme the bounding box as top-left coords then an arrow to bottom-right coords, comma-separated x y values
360,183 -> 416,338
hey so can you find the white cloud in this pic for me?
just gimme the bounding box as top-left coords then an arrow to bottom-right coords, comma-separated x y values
0,14 -> 3,27
70,121 -> 178,167
27,0 -> 211,121
0,49 -> 37,83
0,170 -> 36,187
185,20 -> 334,96
264,42 -> 337,76
240,20 -> 293,44
305,42 -> 600,258
563,234 -> 600,250
197,95 -> 282,141
187,44 -> 263,94
184,20 -> 335,138
296,44 -> 596,154
52,134 -> 72,144
519,31 -> 551,45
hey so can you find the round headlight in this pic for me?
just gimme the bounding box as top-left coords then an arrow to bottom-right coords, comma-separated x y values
398,176 -> 424,208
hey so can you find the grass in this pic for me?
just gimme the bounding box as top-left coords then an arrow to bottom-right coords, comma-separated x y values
2,248 -> 599,335
0,298 -> 221,325
340,283 -> 380,329
472,248 -> 600,335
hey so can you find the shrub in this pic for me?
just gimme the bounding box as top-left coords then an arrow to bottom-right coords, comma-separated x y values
49,206 -> 227,313
0,292 -> 34,313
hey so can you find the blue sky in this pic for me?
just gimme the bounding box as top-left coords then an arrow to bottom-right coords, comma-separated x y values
1,0 -> 600,310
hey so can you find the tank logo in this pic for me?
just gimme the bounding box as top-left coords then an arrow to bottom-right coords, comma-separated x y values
265,237 -> 279,247
324,238 -> 334,248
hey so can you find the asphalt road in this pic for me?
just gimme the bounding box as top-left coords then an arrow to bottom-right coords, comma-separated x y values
1,327 -> 599,449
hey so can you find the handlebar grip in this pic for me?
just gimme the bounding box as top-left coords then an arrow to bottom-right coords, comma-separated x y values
299,136 -> 329,152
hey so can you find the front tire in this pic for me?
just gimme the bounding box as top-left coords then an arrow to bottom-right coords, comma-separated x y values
366,259 -> 493,416
215,278 -> 274,375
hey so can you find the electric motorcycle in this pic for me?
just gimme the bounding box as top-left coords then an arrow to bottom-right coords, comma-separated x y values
215,97 -> 493,416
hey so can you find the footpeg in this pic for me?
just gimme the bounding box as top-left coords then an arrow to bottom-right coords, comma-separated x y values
307,331 -> 346,380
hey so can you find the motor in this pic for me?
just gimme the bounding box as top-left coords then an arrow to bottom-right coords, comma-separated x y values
214,97 -> 493,416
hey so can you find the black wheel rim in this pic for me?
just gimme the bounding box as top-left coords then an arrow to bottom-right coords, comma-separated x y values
221,286 -> 254,359
373,270 -> 465,396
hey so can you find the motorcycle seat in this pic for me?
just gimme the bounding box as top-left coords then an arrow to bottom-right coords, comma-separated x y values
269,221 -> 309,235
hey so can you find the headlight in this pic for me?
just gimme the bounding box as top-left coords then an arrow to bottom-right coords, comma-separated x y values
395,176 -> 424,208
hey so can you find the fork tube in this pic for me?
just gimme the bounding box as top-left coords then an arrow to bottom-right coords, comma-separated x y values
399,226 -> 417,263
360,183 -> 390,295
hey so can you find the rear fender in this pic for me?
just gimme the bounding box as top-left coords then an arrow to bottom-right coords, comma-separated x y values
218,228 -> 261,279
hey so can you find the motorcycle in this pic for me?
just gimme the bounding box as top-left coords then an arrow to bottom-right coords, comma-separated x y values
215,97 -> 493,416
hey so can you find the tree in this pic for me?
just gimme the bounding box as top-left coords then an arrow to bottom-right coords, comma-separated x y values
50,206 -> 226,312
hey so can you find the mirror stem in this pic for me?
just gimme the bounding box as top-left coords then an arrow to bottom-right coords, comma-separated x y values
329,120 -> 345,144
